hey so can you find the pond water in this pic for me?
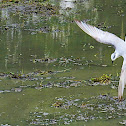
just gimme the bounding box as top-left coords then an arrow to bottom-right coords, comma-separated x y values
0,0 -> 126,125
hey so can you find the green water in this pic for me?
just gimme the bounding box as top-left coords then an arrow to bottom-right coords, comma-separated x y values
0,0 -> 126,125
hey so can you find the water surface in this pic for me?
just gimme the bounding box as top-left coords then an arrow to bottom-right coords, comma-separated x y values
0,0 -> 126,125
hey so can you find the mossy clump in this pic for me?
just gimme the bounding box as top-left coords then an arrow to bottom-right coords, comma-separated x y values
91,74 -> 111,84
9,72 -> 28,79
52,101 -> 63,108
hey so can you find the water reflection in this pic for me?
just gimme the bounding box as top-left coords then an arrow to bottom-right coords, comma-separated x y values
1,8 -> 9,20
5,27 -> 22,69
60,0 -> 75,9
0,0 -> 99,71
0,0 -> 116,73
59,0 -> 97,19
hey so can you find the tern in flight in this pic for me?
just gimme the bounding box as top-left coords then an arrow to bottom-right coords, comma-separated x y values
75,20 -> 126,100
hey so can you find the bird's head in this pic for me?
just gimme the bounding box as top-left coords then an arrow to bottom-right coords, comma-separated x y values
111,52 -> 120,64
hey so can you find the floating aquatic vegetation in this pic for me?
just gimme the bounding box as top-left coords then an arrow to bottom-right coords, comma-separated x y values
0,70 -> 54,80
8,72 -> 28,79
28,94 -> 126,125
52,101 -> 63,108
119,120 -> 126,125
91,74 -> 111,84
97,22 -> 113,29
89,45 -> 94,49
0,69 -> 84,95
1,0 -> 19,3
31,56 -> 113,70
30,56 -> 89,67
12,87 -> 22,92
31,58 -> 57,64
29,112 -> 59,125
0,70 -> 119,94
0,87 -> 22,94
26,26 -> 51,34
0,124 -> 11,126
0,1 -> 59,16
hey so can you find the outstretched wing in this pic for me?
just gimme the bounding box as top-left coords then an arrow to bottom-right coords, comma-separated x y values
75,20 -> 124,48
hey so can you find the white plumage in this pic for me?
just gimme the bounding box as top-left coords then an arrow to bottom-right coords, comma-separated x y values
75,20 -> 126,100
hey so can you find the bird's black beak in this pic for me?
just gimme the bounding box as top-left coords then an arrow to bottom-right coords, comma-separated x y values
112,61 -> 114,64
